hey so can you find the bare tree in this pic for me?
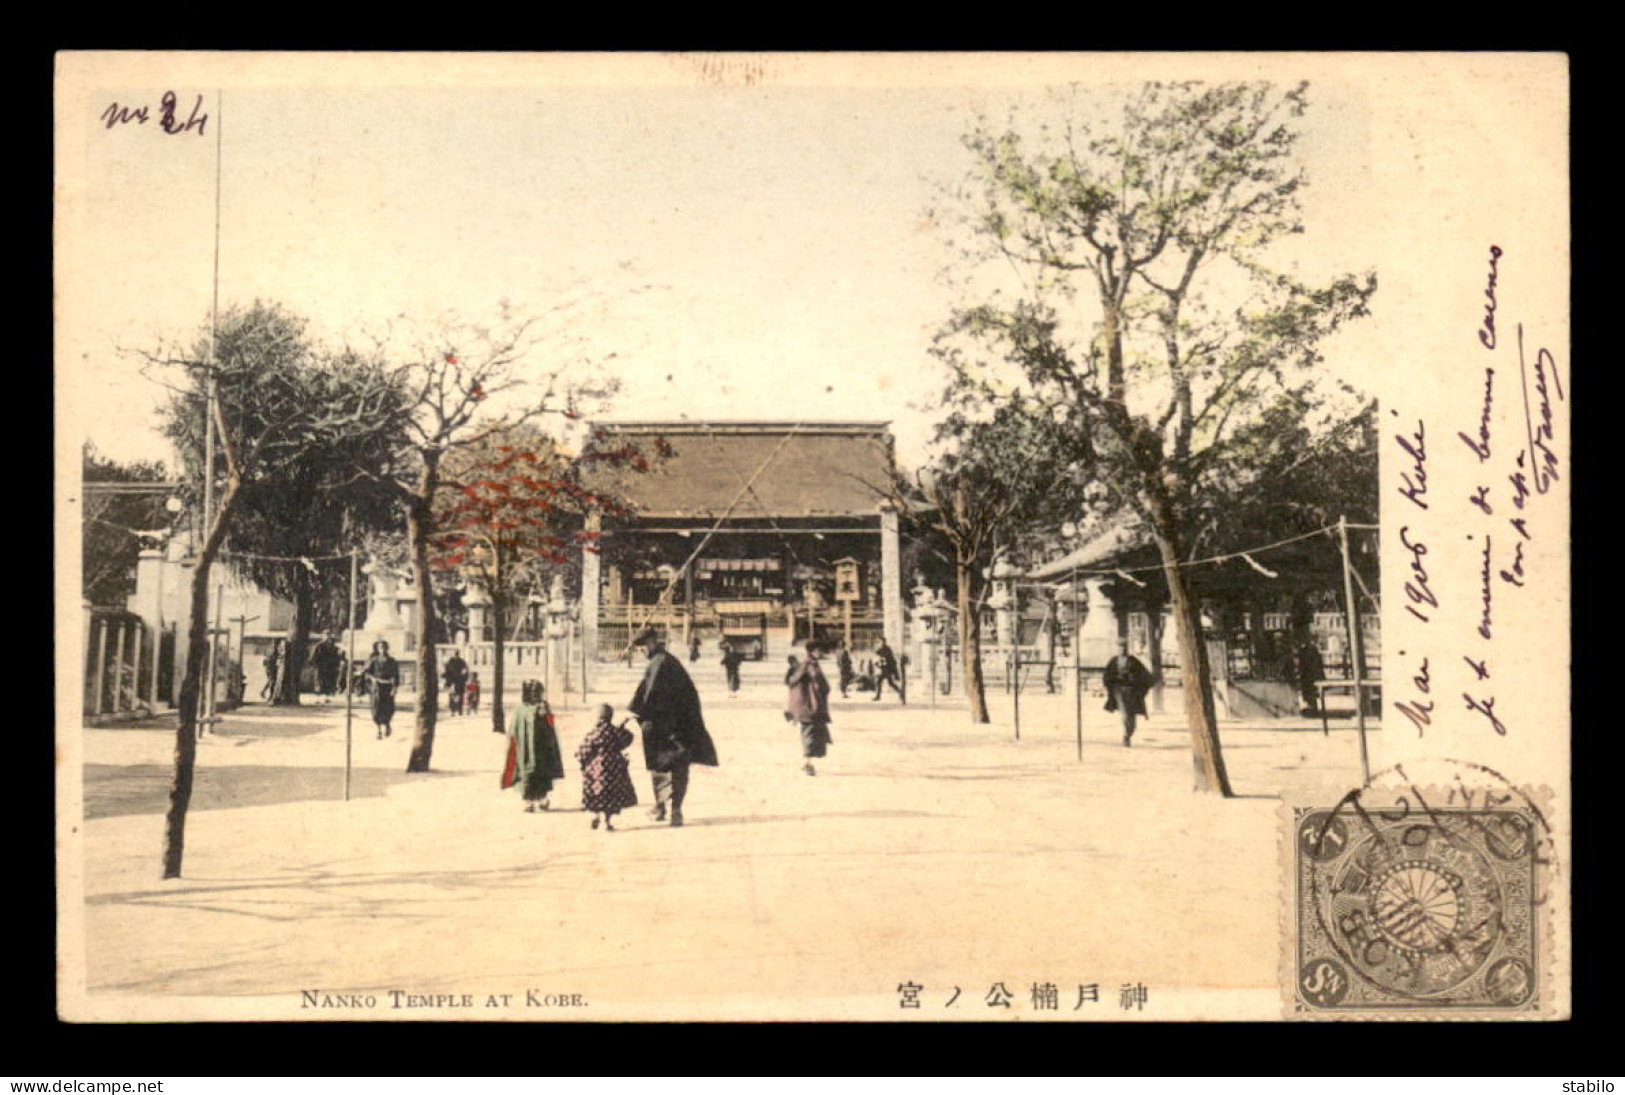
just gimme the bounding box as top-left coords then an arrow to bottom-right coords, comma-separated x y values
359,309 -> 620,774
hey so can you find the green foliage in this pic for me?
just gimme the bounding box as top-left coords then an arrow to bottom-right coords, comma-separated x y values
943,82 -> 1377,555
158,303 -> 412,631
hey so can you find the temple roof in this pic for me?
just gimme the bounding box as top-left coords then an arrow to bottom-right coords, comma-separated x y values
587,421 -> 895,520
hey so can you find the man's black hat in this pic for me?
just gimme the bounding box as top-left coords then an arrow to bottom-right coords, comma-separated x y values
632,629 -> 661,648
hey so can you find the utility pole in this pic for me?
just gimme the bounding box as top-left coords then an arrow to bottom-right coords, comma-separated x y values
1073,567 -> 1083,761
345,551 -> 357,802
1337,515 -> 1371,784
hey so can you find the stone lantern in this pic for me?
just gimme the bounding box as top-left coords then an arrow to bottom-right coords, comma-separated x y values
985,557 -> 1018,648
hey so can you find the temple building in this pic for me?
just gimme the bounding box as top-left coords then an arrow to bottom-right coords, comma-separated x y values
582,421 -> 902,661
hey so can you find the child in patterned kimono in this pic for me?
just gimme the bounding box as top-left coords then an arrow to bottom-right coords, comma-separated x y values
577,703 -> 639,832
466,673 -> 481,718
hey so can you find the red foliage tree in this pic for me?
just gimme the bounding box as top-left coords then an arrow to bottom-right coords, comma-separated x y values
431,428 -> 646,736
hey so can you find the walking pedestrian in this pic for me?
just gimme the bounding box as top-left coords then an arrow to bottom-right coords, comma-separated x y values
1103,639 -> 1154,746
442,648 -> 470,716
364,640 -> 400,740
629,629 -> 718,828
310,631 -> 343,704
578,703 -> 639,832
502,679 -> 564,812
688,634 -> 701,663
720,640 -> 744,696
835,640 -> 854,698
261,639 -> 282,702
1294,638 -> 1325,716
467,672 -> 482,719
785,640 -> 832,776
872,638 -> 906,704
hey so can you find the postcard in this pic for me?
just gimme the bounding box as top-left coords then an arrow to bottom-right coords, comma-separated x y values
55,51 -> 1569,1021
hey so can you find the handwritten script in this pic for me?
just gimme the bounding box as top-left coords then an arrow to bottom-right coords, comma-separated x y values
1392,245 -> 1564,739
99,91 -> 209,137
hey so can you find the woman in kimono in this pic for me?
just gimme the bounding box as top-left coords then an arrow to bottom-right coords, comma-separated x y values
577,703 -> 639,831
364,641 -> 400,740
503,679 -> 565,812
785,640 -> 833,776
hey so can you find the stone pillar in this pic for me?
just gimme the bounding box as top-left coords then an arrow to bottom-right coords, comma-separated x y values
546,573 -> 569,696
1074,576 -> 1120,671
880,506 -> 903,652
908,582 -> 934,690
464,588 -> 491,646
127,549 -> 165,629
582,511 -> 601,662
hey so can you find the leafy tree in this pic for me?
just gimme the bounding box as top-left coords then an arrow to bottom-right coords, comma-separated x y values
151,301 -> 403,877
942,82 -> 1376,793
81,442 -> 171,607
892,397 -> 1077,723
221,347 -> 409,704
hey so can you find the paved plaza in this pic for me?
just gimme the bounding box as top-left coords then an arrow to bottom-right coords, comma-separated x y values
72,671 -> 1379,1021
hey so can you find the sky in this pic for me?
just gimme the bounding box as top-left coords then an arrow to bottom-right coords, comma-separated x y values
59,56 -> 1380,473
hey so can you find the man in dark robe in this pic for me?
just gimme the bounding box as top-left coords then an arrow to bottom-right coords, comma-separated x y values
629,630 -> 718,828
442,649 -> 470,716
872,638 -> 906,704
261,640 -> 282,702
1294,639 -> 1325,716
835,641 -> 854,698
1103,639 -> 1154,747
720,641 -> 744,695
310,631 -> 343,704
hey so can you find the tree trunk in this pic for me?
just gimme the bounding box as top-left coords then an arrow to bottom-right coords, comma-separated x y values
956,553 -> 989,724
1147,495 -> 1233,796
276,568 -> 314,705
162,486 -> 236,879
1146,602 -> 1167,713
405,453 -> 441,773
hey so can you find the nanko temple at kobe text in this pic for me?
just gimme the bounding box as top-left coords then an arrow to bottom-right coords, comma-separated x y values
582,421 -> 904,661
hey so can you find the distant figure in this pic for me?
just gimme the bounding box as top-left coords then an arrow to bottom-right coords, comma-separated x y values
442,649 -> 470,717
310,631 -> 343,704
502,680 -> 564,813
872,638 -> 906,704
578,703 -> 639,832
786,640 -> 832,776
1103,640 -> 1154,747
261,640 -> 283,702
688,635 -> 702,663
836,641 -> 854,698
1295,639 -> 1325,716
364,640 -> 400,740
784,653 -> 800,685
467,672 -> 482,720
630,629 -> 718,828
720,640 -> 745,695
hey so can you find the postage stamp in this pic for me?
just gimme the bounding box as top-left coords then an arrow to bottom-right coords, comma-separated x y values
1285,782 -> 1554,1018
